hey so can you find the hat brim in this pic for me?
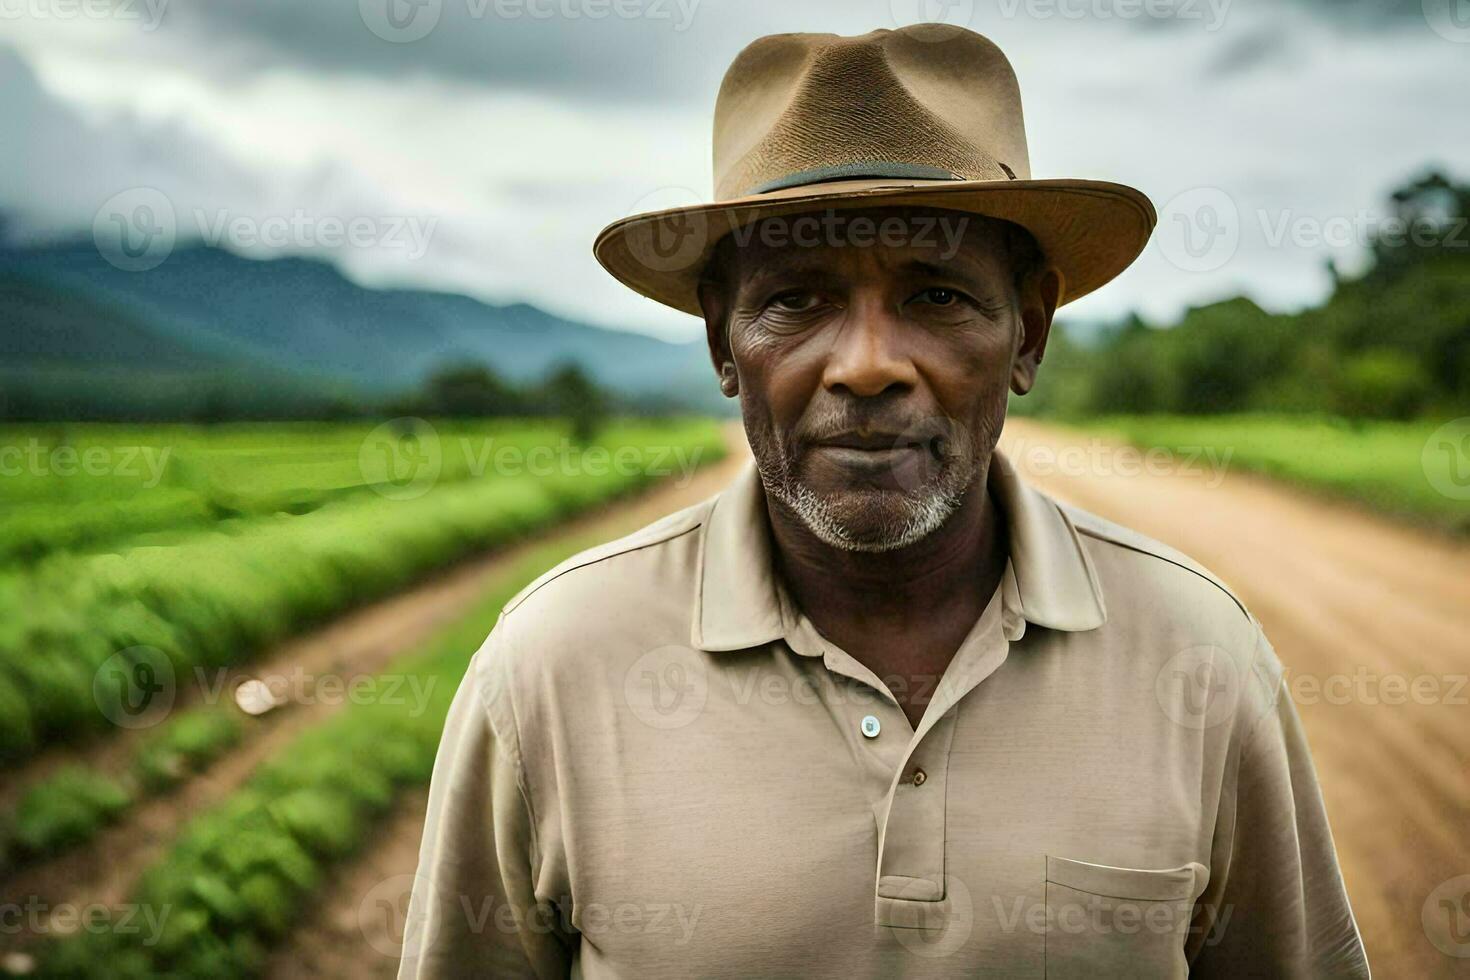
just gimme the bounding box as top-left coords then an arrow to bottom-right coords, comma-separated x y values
594,177 -> 1156,315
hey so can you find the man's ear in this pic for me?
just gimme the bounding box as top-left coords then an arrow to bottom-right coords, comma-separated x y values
1011,267 -> 1061,396
697,279 -> 739,399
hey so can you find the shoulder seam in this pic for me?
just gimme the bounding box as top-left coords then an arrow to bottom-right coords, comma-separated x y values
1074,524 -> 1253,625
502,517 -> 705,616
470,623 -> 545,886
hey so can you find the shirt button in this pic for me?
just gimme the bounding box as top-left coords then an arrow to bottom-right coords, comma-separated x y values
911,767 -> 928,786
860,715 -> 881,739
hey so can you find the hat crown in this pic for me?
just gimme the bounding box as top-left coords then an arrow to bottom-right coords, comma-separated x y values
712,27 -> 1032,201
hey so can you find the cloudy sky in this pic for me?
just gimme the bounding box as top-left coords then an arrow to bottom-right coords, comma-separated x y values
2,0 -> 1468,341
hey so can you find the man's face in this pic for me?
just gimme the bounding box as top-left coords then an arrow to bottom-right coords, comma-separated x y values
700,206 -> 1056,553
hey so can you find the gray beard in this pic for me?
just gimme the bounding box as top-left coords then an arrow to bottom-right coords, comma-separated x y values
766,478 -> 968,552
753,440 -> 979,553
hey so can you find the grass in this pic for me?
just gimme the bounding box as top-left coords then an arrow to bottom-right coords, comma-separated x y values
1061,414 -> 1469,533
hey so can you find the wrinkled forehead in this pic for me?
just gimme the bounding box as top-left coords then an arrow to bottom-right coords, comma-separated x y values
704,205 -> 1017,287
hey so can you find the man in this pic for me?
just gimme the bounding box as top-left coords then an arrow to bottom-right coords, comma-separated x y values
402,26 -> 1370,978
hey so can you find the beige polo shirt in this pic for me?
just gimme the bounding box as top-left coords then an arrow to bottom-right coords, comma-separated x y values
400,453 -> 1370,979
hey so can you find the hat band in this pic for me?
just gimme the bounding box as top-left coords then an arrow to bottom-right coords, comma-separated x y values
745,162 -> 962,196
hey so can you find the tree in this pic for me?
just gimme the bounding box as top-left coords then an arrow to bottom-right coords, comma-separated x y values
1369,170 -> 1470,284
540,362 -> 607,443
419,363 -> 521,417
1330,349 -> 1427,420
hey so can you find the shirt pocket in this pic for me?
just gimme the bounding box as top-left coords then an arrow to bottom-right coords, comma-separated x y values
1043,856 -> 1206,980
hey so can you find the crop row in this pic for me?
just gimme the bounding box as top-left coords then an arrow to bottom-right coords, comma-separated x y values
1,706 -> 243,868
0,421 -> 590,566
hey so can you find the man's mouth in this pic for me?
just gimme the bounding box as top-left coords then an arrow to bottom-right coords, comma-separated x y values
813,425 -> 952,454
816,431 -> 924,452
808,429 -> 949,471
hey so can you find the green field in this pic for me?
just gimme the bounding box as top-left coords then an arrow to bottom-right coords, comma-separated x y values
0,418 -> 725,892
1066,414 -> 1469,533
0,420 -> 702,564
0,414 -> 724,976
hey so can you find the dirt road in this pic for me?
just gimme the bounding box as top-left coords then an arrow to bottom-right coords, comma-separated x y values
999,419 -> 1470,978
271,419 -> 1467,978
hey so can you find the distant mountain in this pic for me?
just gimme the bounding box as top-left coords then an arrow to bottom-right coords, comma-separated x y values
0,234 -> 721,418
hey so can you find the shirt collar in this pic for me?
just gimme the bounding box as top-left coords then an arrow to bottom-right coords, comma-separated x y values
690,449 -> 1107,653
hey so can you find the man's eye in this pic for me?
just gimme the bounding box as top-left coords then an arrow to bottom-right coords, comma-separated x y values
917,287 -> 958,306
770,291 -> 820,312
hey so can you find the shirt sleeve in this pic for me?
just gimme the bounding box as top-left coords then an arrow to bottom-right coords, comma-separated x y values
1190,630 -> 1371,978
398,625 -> 574,979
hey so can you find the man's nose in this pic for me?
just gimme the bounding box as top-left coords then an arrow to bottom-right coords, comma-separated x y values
819,300 -> 919,397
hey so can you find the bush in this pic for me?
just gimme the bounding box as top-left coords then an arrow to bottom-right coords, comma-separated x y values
1331,349 -> 1428,419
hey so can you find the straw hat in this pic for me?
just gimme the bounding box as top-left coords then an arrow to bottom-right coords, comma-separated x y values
594,25 -> 1155,313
